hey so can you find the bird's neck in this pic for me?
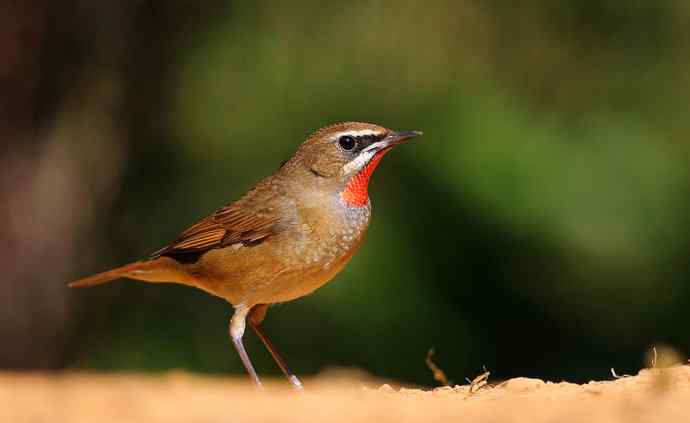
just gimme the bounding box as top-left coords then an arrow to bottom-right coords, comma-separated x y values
340,149 -> 390,207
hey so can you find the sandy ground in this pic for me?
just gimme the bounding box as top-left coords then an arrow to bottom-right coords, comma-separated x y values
2,365 -> 690,423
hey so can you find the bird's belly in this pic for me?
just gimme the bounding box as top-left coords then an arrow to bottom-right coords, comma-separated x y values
265,251 -> 355,304
194,232 -> 364,307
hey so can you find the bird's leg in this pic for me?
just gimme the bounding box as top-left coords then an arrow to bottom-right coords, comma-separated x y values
229,306 -> 263,389
249,304 -> 304,390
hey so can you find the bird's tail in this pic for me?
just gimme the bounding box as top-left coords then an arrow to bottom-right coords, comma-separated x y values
68,257 -> 192,288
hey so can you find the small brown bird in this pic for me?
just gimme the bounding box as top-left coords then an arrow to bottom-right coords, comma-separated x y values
70,122 -> 422,389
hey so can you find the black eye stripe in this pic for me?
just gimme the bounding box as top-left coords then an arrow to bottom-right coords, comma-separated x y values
353,134 -> 383,142
336,133 -> 385,152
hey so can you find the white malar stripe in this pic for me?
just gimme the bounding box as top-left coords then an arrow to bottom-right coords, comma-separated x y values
342,149 -> 376,174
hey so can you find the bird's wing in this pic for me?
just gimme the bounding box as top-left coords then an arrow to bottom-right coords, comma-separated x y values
150,182 -> 288,259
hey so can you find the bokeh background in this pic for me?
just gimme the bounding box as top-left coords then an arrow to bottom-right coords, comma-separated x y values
3,0 -> 690,386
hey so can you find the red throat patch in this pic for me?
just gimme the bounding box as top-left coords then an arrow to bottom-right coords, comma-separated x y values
340,148 -> 391,207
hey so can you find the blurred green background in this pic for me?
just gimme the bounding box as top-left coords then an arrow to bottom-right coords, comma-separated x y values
3,0 -> 690,386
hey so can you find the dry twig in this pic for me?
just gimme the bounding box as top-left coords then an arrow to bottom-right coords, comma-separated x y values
426,348 -> 450,386
650,346 -> 658,368
467,366 -> 491,394
611,368 -> 631,379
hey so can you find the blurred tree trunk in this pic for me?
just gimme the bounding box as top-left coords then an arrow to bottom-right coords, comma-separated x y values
0,0 -> 131,368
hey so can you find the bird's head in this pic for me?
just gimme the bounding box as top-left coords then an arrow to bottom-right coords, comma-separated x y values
283,122 -> 422,207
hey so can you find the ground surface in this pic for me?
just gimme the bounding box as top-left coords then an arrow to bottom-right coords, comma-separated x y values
2,366 -> 690,422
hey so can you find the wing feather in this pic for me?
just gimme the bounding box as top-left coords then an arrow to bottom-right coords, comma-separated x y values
150,182 -> 287,259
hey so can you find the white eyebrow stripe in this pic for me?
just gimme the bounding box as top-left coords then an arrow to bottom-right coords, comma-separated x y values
333,130 -> 382,139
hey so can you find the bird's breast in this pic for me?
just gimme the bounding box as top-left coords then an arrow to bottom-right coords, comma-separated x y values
258,196 -> 371,303
295,201 -> 370,266
196,193 -> 371,307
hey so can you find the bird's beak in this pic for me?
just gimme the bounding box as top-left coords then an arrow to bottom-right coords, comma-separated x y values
383,130 -> 423,147
365,130 -> 423,153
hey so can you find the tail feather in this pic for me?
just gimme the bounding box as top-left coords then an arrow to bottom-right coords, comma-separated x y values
68,257 -> 191,288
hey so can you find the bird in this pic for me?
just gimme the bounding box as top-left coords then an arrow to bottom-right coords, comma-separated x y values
69,121 -> 422,389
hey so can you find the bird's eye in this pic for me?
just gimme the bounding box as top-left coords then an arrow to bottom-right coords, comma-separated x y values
338,135 -> 356,151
